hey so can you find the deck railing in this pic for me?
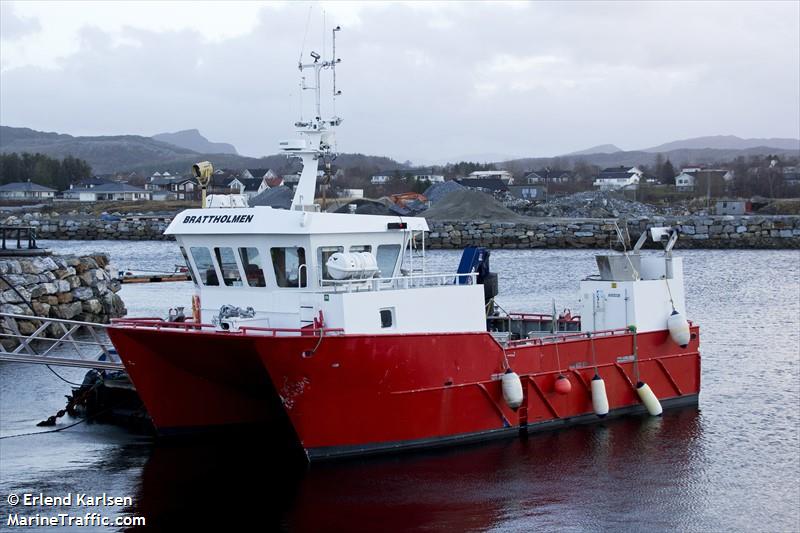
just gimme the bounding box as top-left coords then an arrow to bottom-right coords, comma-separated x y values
320,271 -> 477,293
111,317 -> 345,337
506,327 -> 632,348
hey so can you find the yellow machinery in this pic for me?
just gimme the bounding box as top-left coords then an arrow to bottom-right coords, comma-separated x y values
192,161 -> 214,208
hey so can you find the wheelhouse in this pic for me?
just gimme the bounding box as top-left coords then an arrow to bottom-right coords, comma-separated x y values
167,206 -> 488,335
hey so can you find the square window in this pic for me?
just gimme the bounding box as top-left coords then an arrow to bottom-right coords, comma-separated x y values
380,308 -> 394,328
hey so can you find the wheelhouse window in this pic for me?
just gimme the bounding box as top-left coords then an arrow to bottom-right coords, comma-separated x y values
190,247 -> 219,286
349,245 -> 372,253
271,247 -> 307,288
179,246 -> 197,286
214,247 -> 243,287
318,246 -> 343,281
239,247 -> 266,287
376,244 -> 401,278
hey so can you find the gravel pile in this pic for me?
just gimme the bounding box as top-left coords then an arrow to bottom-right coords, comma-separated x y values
517,191 -> 676,218
423,180 -> 464,204
422,189 -> 525,222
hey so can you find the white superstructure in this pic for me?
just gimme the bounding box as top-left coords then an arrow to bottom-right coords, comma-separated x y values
166,207 -> 486,335
579,227 -> 687,334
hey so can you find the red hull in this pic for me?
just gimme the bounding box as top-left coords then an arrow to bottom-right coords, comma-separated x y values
107,324 -> 700,459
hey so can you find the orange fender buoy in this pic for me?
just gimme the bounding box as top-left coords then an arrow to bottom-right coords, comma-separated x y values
554,374 -> 572,395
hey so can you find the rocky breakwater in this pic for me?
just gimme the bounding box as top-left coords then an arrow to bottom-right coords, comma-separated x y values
0,254 -> 127,349
628,215 -> 800,249
425,215 -> 800,249
2,211 -> 172,240
426,220 -> 618,249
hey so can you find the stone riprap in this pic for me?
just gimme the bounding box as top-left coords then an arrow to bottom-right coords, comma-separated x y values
3,212 -> 172,241
426,215 -> 800,249
0,254 -> 126,349
2,211 -> 799,248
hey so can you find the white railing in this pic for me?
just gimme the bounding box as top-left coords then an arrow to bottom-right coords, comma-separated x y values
320,271 -> 477,293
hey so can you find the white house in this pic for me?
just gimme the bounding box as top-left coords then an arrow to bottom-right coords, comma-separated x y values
63,183 -> 150,202
241,168 -> 278,181
674,173 -> 696,192
465,170 -> 514,184
414,174 -> 445,183
228,177 -> 268,198
593,166 -> 642,190
370,174 -> 391,185
0,181 -> 57,200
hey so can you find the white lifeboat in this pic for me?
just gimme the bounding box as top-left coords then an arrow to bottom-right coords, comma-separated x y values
326,252 -> 380,280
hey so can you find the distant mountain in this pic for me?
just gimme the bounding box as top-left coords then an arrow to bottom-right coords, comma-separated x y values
152,129 -> 238,155
0,126 -> 201,174
643,135 -> 799,153
564,144 -> 622,156
499,146 -> 800,175
0,126 -> 404,176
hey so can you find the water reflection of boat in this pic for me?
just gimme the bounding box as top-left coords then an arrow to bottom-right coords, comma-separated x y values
107,30 -> 701,461
128,408 -> 702,531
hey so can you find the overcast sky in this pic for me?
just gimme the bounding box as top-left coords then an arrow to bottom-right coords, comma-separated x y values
1,1 -> 798,163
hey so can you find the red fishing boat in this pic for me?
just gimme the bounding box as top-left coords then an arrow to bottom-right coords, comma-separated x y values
107,31 -> 700,460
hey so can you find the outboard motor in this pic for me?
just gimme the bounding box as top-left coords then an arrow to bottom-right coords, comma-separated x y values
457,246 -> 498,313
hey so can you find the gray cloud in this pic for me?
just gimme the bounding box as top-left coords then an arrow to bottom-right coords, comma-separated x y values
1,2 -> 798,163
0,2 -> 41,41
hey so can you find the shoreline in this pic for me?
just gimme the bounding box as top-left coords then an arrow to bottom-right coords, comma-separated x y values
3,213 -> 799,249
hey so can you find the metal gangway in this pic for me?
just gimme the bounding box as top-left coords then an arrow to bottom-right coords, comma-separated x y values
0,312 -> 124,371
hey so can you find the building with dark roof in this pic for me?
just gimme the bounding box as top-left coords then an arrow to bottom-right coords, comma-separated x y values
593,166 -> 642,190
70,177 -> 113,189
455,177 -> 508,193
0,181 -> 57,200
62,183 -> 150,202
229,177 -> 268,198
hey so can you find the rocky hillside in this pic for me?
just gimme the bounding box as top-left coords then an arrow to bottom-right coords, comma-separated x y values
0,126 -> 199,174
151,129 -> 238,155
0,126 -> 404,175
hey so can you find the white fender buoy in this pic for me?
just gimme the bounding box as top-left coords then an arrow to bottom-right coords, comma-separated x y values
636,381 -> 663,416
667,310 -> 690,348
502,369 -> 523,410
591,375 -> 609,417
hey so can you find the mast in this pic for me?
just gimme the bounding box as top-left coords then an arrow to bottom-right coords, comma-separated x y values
282,25 -> 342,210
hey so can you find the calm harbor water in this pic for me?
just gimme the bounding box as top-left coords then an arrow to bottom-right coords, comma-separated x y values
1,240 -> 799,532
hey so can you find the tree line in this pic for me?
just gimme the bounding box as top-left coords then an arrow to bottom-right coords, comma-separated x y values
0,152 -> 93,191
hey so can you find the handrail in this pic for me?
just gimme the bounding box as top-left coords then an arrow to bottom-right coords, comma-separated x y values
111,317 -> 344,336
0,312 -> 120,370
320,271 -> 477,292
506,327 -> 630,348
503,312 -> 582,323
0,312 -> 111,328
